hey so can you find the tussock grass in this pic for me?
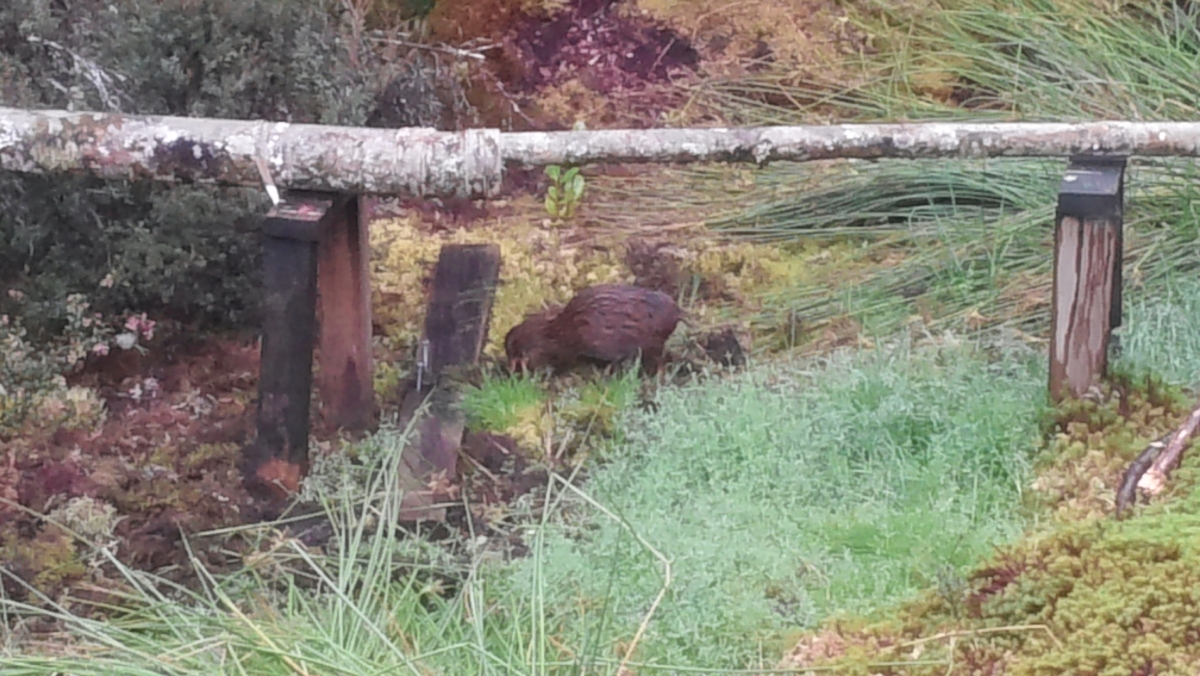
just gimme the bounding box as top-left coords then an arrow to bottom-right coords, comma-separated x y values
0,421 -> 560,676
1118,276 -> 1200,390
588,0 -> 1200,342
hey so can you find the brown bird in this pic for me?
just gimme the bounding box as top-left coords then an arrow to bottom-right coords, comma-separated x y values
505,283 -> 683,376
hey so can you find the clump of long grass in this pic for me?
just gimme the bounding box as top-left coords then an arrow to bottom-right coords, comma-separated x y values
588,0 -> 1200,341
0,419 -> 556,675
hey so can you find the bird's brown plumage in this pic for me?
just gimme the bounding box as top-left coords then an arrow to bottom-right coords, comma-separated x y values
504,284 -> 682,375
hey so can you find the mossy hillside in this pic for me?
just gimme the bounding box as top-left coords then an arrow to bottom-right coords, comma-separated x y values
785,499 -> 1200,675
370,209 -> 629,366
1031,373 -> 1195,523
779,375 -> 1200,675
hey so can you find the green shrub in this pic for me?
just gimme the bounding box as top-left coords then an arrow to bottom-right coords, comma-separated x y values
0,0 -> 382,334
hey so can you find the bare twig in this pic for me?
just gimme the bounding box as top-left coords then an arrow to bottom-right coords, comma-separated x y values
339,0 -> 375,70
1116,397 -> 1200,517
27,36 -> 127,112
364,35 -> 490,61
899,623 -> 1064,651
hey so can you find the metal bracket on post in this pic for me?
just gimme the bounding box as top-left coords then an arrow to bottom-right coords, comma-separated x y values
1050,154 -> 1127,403
243,193 -> 330,503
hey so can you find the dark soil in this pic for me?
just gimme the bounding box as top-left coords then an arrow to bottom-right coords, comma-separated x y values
2,335 -> 263,600
503,0 -> 700,94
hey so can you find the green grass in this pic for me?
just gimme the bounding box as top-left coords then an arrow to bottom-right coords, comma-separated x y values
494,336 -> 1048,670
462,372 -> 548,432
1118,276 -> 1200,390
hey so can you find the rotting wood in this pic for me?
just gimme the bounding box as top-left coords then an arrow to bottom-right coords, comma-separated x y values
423,244 -> 503,375
1049,156 -> 1126,403
396,384 -> 465,523
396,244 -> 502,522
1115,399 -> 1200,518
13,108 -> 1200,197
242,193 -> 325,503
316,194 -> 375,433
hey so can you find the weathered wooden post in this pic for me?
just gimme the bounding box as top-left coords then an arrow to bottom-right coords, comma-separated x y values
242,194 -> 326,501
243,192 -> 376,501
396,243 -> 502,521
315,194 -> 375,432
1049,155 -> 1127,402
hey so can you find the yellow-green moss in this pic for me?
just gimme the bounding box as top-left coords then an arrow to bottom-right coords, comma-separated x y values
1031,376 -> 1195,523
778,375 -> 1200,675
556,369 -> 641,440
1,524 -> 87,595
369,199 -> 866,364
1,384 -> 107,437
182,443 -> 240,473
370,208 -> 630,360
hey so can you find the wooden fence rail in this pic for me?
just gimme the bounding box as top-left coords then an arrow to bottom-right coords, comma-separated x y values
0,106 -> 1167,505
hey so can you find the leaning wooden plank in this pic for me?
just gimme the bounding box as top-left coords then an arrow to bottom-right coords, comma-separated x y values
396,244 -> 502,522
396,382 -> 465,523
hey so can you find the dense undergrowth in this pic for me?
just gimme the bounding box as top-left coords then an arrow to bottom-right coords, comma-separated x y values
8,276 -> 1200,673
1,329 -> 1049,674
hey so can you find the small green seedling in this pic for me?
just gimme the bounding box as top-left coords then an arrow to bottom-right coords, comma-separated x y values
544,164 -> 586,221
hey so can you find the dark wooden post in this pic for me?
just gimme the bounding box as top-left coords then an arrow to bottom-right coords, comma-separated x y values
243,194 -> 328,501
316,194 -> 375,433
1049,155 -> 1126,402
397,243 -> 502,521
423,244 -> 504,375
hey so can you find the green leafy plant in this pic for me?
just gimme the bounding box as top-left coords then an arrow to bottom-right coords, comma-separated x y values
544,165 -> 586,220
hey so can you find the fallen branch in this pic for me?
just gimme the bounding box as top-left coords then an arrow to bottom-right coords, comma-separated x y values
1115,397 -> 1200,518
19,108 -> 1200,197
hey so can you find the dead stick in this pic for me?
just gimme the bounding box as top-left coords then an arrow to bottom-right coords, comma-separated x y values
1115,434 -> 1167,519
1115,397 -> 1200,518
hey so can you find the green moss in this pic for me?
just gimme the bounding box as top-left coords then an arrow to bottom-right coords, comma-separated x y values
373,359 -> 408,402
556,366 -> 641,441
1,524 -> 87,596
370,209 -> 630,361
181,443 -> 239,473
368,202 -> 888,368
781,374 -> 1200,675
